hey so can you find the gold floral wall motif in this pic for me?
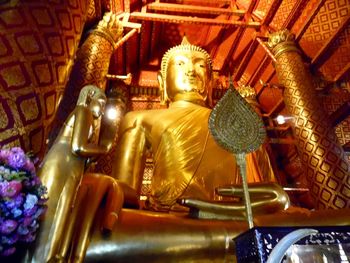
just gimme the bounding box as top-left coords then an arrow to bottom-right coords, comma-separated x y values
0,0 -> 90,157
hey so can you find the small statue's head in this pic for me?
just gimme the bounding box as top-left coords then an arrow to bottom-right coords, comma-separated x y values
77,85 -> 107,118
158,37 -> 213,106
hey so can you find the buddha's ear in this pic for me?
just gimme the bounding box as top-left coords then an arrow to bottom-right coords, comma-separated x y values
157,71 -> 168,105
206,74 -> 214,108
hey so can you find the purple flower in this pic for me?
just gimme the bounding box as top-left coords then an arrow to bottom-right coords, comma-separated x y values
0,149 -> 10,162
24,194 -> 38,210
23,159 -> 35,174
0,147 -> 48,256
24,205 -> 38,217
4,194 -> 24,209
1,246 -> 16,256
11,208 -> 23,218
0,219 -> 18,234
0,181 -> 22,198
22,217 -> 32,227
7,150 -> 27,169
17,224 -> 29,235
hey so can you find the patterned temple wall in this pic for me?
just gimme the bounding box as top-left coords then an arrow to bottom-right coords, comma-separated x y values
0,0 -> 91,158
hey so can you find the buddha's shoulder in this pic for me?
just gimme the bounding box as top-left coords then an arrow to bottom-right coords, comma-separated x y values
122,108 -> 170,124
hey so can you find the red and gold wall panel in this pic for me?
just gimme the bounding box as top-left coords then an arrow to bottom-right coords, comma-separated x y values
0,0 -> 89,157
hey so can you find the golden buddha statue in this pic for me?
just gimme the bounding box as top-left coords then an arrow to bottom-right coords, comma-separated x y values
30,85 -> 117,263
111,37 -> 279,213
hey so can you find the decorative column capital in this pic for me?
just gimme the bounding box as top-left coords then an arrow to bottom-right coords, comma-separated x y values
237,84 -> 256,100
90,12 -> 123,48
267,30 -> 300,58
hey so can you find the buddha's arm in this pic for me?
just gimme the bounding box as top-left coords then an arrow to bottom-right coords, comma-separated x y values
179,183 -> 290,220
112,115 -> 147,191
71,106 -> 109,157
216,182 -> 290,212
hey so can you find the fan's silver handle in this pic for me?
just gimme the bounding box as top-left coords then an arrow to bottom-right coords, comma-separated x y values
236,153 -> 254,229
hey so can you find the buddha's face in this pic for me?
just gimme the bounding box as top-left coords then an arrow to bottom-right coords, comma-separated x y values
164,50 -> 211,103
89,96 -> 106,118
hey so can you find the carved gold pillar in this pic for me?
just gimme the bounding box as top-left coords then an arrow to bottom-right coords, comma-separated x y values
50,12 -> 123,142
267,30 -> 350,209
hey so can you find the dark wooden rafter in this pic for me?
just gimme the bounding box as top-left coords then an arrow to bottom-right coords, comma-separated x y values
219,1 -> 256,73
256,37 -> 276,63
233,36 -> 259,81
334,62 -> 350,82
329,101 -> 350,127
248,54 -> 270,86
139,21 -> 151,66
262,98 -> 285,117
129,12 -> 260,28
146,3 -> 245,16
282,0 -> 308,30
155,0 -> 231,5
232,0 -> 281,82
311,14 -> 350,68
260,0 -> 283,28
149,20 -> 162,60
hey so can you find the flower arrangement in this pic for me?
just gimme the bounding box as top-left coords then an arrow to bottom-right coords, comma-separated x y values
0,147 -> 47,256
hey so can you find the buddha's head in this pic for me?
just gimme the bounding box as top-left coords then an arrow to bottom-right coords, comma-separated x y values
158,37 -> 213,106
77,85 -> 107,118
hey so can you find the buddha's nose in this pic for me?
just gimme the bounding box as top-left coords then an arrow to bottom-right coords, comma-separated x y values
185,64 -> 195,75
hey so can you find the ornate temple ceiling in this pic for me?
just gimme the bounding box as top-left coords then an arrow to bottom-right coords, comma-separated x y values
109,0 -> 350,111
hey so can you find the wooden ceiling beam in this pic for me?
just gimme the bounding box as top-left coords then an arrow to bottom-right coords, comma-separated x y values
156,0 -> 231,5
283,0 -> 307,30
311,14 -> 350,68
232,0 -> 280,82
130,12 -> 260,28
233,37 -> 259,81
146,3 -> 245,16
330,101 -> 350,127
334,61 -> 350,82
260,0 -> 282,27
248,55 -> 270,86
219,1 -> 256,73
262,98 -> 285,117
295,0 -> 326,41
